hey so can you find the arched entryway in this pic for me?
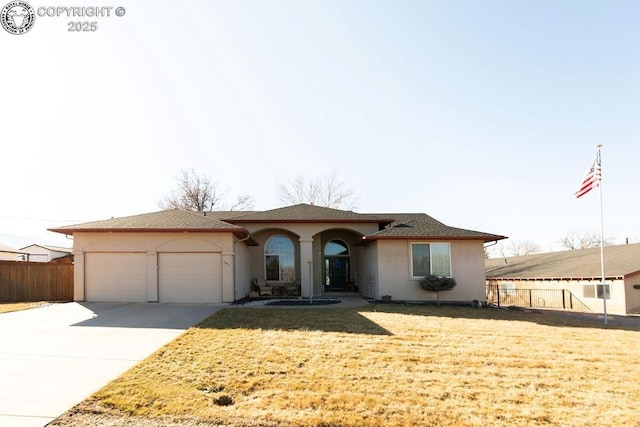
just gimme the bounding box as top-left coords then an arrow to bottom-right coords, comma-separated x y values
324,239 -> 351,292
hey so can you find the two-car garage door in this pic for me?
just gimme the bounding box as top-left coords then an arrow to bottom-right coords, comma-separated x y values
84,252 -> 222,303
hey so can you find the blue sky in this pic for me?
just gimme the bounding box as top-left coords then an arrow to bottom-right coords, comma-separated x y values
1,0 -> 638,253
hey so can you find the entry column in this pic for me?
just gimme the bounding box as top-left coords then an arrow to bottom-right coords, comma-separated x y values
299,238 -> 314,298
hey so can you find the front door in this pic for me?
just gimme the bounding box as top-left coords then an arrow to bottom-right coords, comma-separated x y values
325,257 -> 349,291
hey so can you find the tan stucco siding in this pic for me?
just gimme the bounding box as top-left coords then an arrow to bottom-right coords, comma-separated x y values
234,238 -> 251,300
73,232 -> 235,303
242,222 -> 378,240
247,229 -> 301,283
360,243 -> 379,298
376,240 -> 486,302
624,273 -> 640,314
486,278 -> 628,315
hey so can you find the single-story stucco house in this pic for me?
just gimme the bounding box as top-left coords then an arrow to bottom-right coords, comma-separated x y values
49,204 -> 505,304
486,243 -> 640,315
18,244 -> 73,263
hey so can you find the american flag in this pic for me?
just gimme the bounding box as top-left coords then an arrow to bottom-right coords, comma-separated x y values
575,150 -> 602,198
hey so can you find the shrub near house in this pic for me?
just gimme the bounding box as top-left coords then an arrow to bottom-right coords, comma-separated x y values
419,275 -> 457,305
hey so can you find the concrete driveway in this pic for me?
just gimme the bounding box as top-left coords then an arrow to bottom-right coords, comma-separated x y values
0,302 -> 225,427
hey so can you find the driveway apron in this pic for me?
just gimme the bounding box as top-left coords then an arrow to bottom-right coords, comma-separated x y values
0,302 -> 225,427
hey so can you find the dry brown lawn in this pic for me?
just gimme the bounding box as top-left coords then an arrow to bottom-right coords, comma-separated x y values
52,304 -> 640,427
0,301 -> 50,314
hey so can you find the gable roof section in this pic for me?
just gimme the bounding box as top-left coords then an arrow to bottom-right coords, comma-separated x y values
360,214 -> 505,243
48,210 -> 255,242
225,204 -> 394,224
486,243 -> 640,280
19,244 -> 72,253
48,205 -> 504,245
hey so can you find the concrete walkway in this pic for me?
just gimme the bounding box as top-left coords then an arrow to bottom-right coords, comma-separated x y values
0,302 -> 225,427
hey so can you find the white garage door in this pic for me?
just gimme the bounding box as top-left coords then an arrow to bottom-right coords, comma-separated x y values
158,252 -> 222,303
85,253 -> 147,302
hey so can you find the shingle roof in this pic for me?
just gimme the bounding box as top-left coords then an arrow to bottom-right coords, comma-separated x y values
226,204 -> 394,223
485,243 -> 640,280
48,205 -> 504,245
361,214 -> 505,243
48,210 -> 247,234
200,211 -> 257,221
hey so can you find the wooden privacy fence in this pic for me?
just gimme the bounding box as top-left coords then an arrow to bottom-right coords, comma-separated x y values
0,261 -> 73,302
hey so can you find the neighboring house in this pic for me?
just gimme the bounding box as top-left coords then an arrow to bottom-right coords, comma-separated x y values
18,244 -> 73,262
49,204 -> 504,304
0,243 -> 25,261
486,244 -> 640,315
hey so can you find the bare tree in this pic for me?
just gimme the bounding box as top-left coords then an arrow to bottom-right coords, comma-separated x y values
559,230 -> 611,250
278,172 -> 356,209
159,169 -> 255,211
228,193 -> 255,211
489,239 -> 540,258
509,240 -> 540,256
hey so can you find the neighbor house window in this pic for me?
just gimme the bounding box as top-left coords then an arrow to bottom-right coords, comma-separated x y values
411,243 -> 451,278
582,283 -> 610,299
500,282 -> 516,296
265,235 -> 294,282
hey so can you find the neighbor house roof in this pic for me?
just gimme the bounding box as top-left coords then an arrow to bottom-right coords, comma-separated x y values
485,243 -> 640,280
0,243 -> 24,254
360,214 -> 506,244
48,210 -> 255,242
225,204 -> 395,224
19,244 -> 72,253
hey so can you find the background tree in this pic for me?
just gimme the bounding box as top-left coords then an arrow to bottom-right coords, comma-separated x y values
507,239 -> 540,256
559,230 -> 611,250
159,169 -> 254,211
489,239 -> 540,258
277,172 -> 356,209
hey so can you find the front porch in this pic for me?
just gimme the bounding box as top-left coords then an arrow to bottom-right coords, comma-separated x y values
247,226 -> 371,299
251,279 -> 361,298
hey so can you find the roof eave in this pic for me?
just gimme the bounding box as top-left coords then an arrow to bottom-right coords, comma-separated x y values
227,218 -> 394,225
360,234 -> 507,244
47,227 -> 246,235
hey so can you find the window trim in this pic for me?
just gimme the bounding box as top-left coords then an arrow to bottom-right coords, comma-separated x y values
410,242 -> 452,279
264,234 -> 295,282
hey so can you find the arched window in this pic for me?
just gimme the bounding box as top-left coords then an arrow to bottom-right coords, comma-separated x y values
265,235 -> 294,281
325,240 -> 349,256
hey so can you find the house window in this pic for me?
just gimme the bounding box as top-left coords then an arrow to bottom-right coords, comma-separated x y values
582,283 -> 610,299
411,243 -> 451,278
500,282 -> 516,296
265,235 -> 294,282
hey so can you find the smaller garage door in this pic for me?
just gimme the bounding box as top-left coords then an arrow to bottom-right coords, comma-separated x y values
85,253 -> 147,302
158,253 -> 221,303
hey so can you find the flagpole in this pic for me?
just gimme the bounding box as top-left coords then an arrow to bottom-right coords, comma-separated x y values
597,144 -> 607,325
